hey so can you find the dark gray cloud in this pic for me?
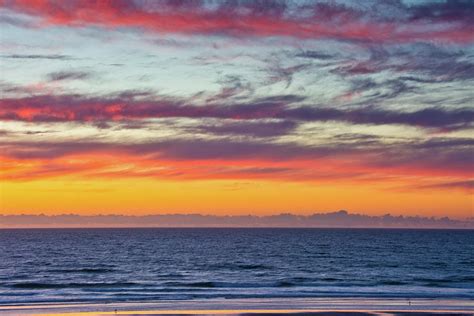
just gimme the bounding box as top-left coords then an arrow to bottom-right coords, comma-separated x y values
333,43 -> 474,90
202,120 -> 298,137
207,75 -> 255,102
0,54 -> 74,60
128,138 -> 346,161
295,50 -> 334,60
265,61 -> 311,88
283,106 -> 473,131
47,71 -> 93,82
409,0 -> 474,23
0,13 -> 35,28
1,136 -> 354,161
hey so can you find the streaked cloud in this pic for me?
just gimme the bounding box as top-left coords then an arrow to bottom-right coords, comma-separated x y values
1,134 -> 472,185
416,179 -> 474,192
0,53 -> 74,60
46,70 -> 93,82
1,93 -> 472,131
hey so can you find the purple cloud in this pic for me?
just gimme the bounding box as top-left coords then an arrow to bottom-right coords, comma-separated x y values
1,93 -> 472,131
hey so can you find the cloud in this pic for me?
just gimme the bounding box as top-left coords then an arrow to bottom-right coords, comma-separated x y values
2,1 -> 473,44
333,44 -> 474,82
417,180 -> 474,191
1,93 -> 472,131
1,135 -> 472,183
202,120 -> 298,137
295,50 -> 334,60
1,210 -> 472,228
0,138 -> 343,161
409,0 -> 474,24
264,60 -> 311,88
46,70 -> 93,82
0,54 -> 74,60
207,75 -> 255,102
326,43 -> 474,106
374,137 -> 474,174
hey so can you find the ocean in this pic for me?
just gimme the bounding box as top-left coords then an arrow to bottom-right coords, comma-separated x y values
0,228 -> 473,305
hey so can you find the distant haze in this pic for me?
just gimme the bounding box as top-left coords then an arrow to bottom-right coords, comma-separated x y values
1,211 -> 472,229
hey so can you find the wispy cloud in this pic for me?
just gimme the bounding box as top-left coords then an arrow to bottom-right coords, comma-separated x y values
1,134 -> 472,184
0,54 -> 74,60
1,93 -> 472,131
202,120 -> 298,138
46,70 -> 93,82
333,44 -> 474,82
417,179 -> 474,191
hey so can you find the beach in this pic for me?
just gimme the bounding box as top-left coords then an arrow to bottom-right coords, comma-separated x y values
2,298 -> 473,316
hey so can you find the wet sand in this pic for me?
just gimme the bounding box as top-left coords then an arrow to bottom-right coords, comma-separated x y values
1,298 -> 473,316
4,310 -> 474,316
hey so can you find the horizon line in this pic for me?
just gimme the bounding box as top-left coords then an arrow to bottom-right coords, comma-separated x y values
2,211 -> 472,229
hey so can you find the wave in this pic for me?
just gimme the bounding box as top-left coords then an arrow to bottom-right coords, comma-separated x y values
414,276 -> 474,285
2,229 -> 473,305
380,280 -> 408,286
9,277 -> 471,292
47,268 -> 114,274
162,281 -> 216,288
236,263 -> 273,270
10,282 -> 139,289
209,263 -> 274,270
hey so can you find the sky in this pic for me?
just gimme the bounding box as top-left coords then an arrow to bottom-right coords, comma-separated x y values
0,0 -> 473,219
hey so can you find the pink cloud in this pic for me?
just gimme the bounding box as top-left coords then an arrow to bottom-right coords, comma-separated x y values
2,1 -> 473,44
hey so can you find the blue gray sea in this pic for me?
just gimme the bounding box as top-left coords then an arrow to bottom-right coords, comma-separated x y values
0,228 -> 473,305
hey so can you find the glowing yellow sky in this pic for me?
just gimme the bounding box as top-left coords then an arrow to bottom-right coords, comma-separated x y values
1,177 -> 472,218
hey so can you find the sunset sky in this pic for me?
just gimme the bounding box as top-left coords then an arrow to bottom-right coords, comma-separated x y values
0,0 -> 473,219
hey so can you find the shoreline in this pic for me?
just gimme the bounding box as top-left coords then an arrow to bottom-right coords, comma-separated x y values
2,298 -> 473,316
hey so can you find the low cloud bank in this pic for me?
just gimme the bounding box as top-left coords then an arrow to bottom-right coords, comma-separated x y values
1,211 -> 472,229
